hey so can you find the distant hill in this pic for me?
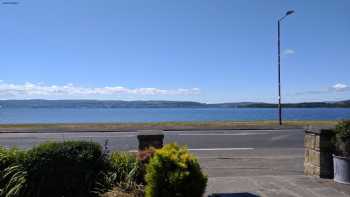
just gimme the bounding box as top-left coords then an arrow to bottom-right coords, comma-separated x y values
0,100 -> 206,108
0,99 -> 349,108
241,101 -> 350,108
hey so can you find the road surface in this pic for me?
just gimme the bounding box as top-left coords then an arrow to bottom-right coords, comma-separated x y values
0,129 -> 305,177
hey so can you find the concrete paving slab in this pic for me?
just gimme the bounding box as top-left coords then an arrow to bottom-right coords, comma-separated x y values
197,148 -> 304,177
206,175 -> 350,197
311,188 -> 348,197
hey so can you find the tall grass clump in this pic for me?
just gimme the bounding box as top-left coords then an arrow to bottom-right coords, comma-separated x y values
0,146 -> 26,197
109,152 -> 138,183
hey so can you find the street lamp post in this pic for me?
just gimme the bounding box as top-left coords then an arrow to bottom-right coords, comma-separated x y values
277,10 -> 294,125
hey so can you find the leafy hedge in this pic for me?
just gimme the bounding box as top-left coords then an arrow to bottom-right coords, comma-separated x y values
1,141 -> 110,197
145,144 -> 207,197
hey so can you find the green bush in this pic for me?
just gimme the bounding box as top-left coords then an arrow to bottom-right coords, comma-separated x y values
334,120 -> 350,157
145,144 -> 207,197
2,141 -> 109,197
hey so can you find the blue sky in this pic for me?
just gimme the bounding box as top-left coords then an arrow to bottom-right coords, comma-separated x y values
0,0 -> 349,103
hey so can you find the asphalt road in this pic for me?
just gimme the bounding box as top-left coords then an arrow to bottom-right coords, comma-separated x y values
0,129 -> 305,177
0,129 -> 304,150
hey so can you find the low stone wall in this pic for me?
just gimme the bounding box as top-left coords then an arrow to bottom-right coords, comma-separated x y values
304,127 -> 335,178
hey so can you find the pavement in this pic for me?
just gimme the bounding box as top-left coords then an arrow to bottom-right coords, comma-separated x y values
0,129 -> 349,196
207,175 -> 350,197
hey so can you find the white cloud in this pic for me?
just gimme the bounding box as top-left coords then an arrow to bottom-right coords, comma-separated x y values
294,83 -> 350,95
331,83 -> 349,92
0,81 -> 200,98
283,49 -> 295,56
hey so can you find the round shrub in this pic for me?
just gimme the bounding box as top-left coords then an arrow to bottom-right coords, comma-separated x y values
18,141 -> 108,197
145,144 -> 207,197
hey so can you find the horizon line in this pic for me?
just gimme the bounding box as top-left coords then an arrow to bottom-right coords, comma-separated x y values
0,98 -> 348,105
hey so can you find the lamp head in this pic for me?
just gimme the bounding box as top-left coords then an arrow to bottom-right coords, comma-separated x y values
286,10 -> 295,16
2,1 -> 19,5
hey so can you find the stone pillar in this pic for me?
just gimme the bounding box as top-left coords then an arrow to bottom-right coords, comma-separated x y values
137,130 -> 164,151
304,127 -> 335,178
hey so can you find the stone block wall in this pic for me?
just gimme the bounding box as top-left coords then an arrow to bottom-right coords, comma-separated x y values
137,130 -> 164,151
304,128 -> 334,178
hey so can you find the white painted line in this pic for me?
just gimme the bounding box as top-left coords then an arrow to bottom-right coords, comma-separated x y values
178,133 -> 269,136
0,134 -> 137,139
270,134 -> 290,141
188,148 -> 255,151
75,135 -> 136,138
33,135 -> 136,139
128,147 -> 254,152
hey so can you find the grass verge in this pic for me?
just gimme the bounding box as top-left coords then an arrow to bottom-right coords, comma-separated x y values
0,120 -> 338,133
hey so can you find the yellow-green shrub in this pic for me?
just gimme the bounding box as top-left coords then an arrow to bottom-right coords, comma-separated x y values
145,144 -> 207,197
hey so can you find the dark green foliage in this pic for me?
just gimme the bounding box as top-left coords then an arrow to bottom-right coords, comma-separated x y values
1,142 -> 208,197
1,142 -> 146,197
145,144 -> 207,197
25,141 -> 107,197
335,120 -> 350,139
334,120 -> 350,157
2,141 -> 109,197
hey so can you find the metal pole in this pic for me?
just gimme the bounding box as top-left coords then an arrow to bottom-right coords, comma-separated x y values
278,20 -> 282,125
